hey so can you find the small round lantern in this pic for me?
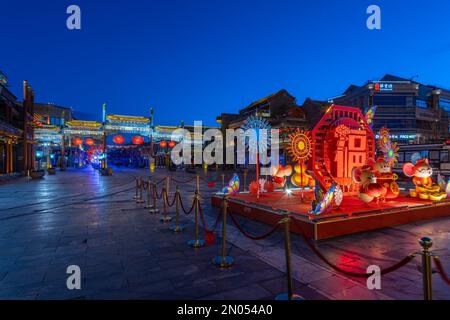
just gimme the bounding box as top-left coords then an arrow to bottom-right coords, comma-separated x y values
85,138 -> 95,146
73,138 -> 83,146
132,135 -> 144,145
113,135 -> 125,145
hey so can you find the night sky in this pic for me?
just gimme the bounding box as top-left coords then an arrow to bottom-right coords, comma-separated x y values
1,0 -> 449,126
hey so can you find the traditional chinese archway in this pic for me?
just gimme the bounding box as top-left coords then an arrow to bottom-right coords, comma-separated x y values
310,105 -> 375,194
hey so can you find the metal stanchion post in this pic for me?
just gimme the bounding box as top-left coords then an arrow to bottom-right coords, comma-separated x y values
419,237 -> 433,300
166,176 -> 170,195
136,177 -> 145,203
149,181 -> 160,214
160,187 -> 172,223
276,214 -> 302,300
213,196 -> 232,268
243,169 -> 248,192
133,177 -> 139,199
221,173 -> 225,189
188,191 -> 205,248
170,186 -> 184,232
196,174 -> 200,194
146,177 -> 154,210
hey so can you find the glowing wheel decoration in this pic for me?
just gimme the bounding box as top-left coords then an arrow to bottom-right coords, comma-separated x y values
287,129 -> 312,162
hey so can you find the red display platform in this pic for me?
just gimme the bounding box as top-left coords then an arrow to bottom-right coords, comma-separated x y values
211,190 -> 450,240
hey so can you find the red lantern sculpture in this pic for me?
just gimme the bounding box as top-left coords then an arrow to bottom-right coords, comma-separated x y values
132,135 -> 144,145
72,138 -> 82,146
85,138 -> 95,146
310,105 -> 375,194
113,135 -> 125,145
159,141 -> 167,148
168,141 -> 176,148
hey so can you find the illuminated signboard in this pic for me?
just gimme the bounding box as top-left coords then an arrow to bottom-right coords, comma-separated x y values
375,134 -> 416,140
374,83 -> 393,92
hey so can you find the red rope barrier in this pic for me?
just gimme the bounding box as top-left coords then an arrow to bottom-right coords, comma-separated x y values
171,177 -> 196,184
299,231 -> 416,278
154,185 -> 164,200
178,194 -> 196,215
227,208 -> 281,240
433,257 -> 450,285
156,177 -> 166,185
163,189 -> 177,208
198,202 -> 222,233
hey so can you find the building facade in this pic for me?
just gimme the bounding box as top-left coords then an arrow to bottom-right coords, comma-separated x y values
34,103 -> 73,126
330,74 -> 450,144
216,89 -> 309,167
0,71 -> 35,174
217,89 -> 308,131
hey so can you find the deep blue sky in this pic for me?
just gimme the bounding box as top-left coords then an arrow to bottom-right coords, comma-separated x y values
1,0 -> 449,126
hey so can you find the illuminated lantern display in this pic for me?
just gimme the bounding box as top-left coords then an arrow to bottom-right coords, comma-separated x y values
403,158 -> 446,201
288,129 -> 312,162
270,164 -> 292,189
241,115 -> 271,199
72,138 -> 83,146
113,135 -> 125,145
85,138 -> 95,146
221,174 -> 240,196
310,105 -> 376,194
373,127 -> 400,199
291,163 -> 315,188
159,141 -> 167,148
168,141 -> 176,148
132,135 -> 144,145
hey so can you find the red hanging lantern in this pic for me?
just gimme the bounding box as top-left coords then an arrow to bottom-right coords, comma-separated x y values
72,138 -> 83,146
113,135 -> 125,145
159,141 -> 167,148
168,141 -> 176,148
132,135 -> 144,145
85,138 -> 95,146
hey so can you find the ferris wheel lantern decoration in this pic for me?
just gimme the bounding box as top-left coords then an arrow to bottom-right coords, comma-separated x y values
241,115 -> 271,154
287,129 -> 313,162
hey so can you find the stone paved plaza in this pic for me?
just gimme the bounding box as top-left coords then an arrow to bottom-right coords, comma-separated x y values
0,167 -> 449,300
